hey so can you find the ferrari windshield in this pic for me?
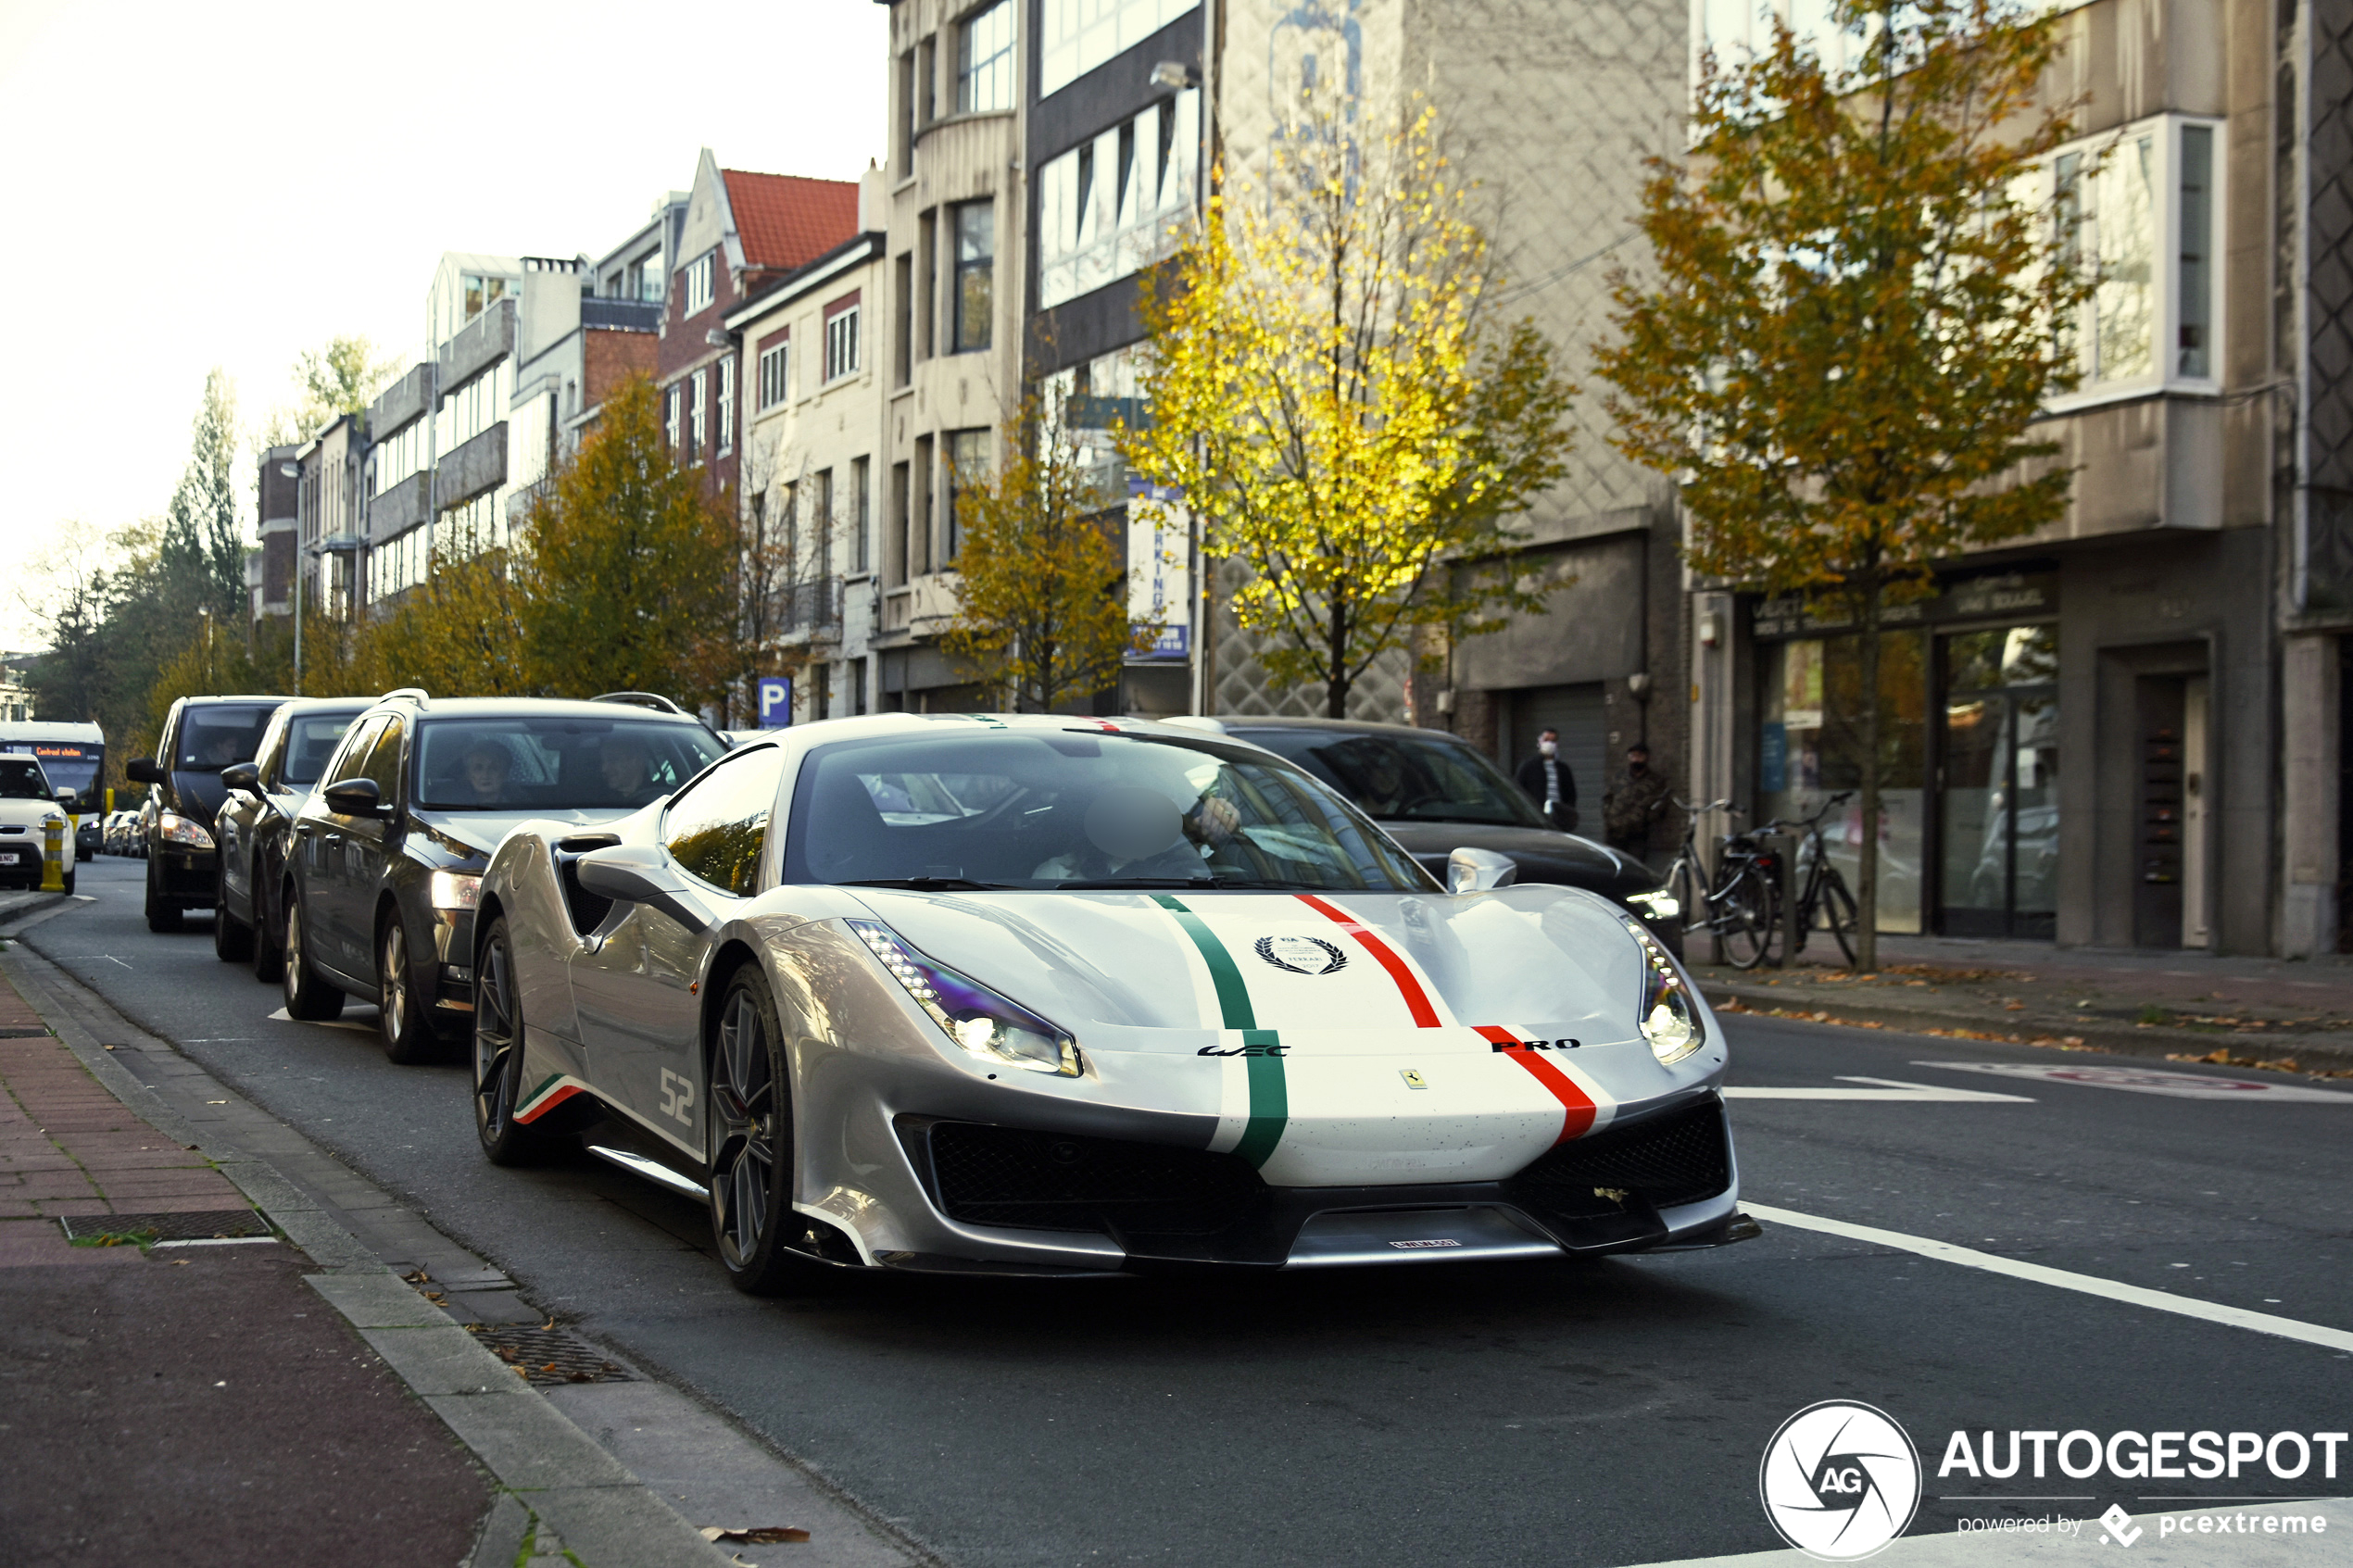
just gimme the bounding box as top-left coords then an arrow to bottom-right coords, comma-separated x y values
1239,728 -> 1551,828
413,717 -> 725,811
782,729 -> 1436,892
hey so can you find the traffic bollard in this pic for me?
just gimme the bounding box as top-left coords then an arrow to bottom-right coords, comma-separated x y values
40,819 -> 65,892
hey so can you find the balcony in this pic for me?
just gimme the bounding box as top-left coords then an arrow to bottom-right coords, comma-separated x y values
436,422 -> 508,510
439,297 -> 516,393
775,577 -> 843,644
582,296 -> 662,332
371,362 -> 434,438
369,470 -> 431,542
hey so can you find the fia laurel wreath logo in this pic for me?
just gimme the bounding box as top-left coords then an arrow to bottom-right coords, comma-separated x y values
1758,1401 -> 1924,1561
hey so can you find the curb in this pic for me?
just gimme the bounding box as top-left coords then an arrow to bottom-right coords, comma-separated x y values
0,946 -> 738,1568
1702,981 -> 2353,1076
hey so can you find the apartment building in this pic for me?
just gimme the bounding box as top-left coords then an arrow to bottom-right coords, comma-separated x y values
294,412 -> 370,621
874,0 -> 1026,710
655,152 -> 860,507
254,443 -> 298,624
1681,0 -> 2353,956
724,172 -> 888,723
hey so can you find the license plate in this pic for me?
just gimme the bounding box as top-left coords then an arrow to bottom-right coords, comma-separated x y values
0,853 -> 20,864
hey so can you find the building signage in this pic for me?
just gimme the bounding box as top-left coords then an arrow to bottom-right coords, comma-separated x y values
1126,479 -> 1190,662
1751,571 -> 2061,640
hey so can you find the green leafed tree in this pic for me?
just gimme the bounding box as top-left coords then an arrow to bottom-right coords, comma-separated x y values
258,335 -> 404,447
938,389 -> 1139,712
513,375 -> 736,709
1595,0 -> 2093,970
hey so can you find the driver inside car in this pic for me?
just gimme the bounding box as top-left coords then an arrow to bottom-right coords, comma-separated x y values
452,741 -> 515,807
1031,782 -> 1240,882
597,734 -> 665,809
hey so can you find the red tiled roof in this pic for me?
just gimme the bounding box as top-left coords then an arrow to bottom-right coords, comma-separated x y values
723,170 -> 860,272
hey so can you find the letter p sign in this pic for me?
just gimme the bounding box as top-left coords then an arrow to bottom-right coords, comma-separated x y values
757,677 -> 792,729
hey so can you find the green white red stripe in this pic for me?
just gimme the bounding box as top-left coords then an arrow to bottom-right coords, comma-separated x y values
514,1073 -> 586,1124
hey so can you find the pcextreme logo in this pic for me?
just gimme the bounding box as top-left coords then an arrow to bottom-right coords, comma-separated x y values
1759,1401 -> 1924,1562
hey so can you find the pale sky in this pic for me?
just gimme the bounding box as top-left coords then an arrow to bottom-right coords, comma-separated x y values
0,0 -> 889,646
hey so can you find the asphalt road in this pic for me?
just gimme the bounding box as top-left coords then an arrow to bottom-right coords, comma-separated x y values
30,857 -> 2353,1568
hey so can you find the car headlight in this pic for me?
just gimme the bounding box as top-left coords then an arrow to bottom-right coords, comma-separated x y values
1626,887 -> 1681,923
848,919 -> 1081,1077
1622,914 -> 1704,1066
429,870 -> 482,910
157,811 -> 215,850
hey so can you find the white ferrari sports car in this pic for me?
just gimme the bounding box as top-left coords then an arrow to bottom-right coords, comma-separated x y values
470,713 -> 1753,1291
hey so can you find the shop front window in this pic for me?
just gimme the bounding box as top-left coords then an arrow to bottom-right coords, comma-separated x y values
1759,632 -> 1929,934
1939,625 -> 2059,938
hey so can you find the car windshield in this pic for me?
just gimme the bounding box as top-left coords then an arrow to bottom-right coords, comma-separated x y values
782,728 -> 1436,892
1239,728 -> 1551,829
281,712 -> 364,787
0,761 -> 53,801
413,717 -> 725,810
178,706 -> 277,771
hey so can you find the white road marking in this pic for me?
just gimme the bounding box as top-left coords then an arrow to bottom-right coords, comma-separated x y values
153,1236 -> 278,1248
265,1006 -> 376,1035
1725,1077 -> 2033,1102
1916,1060 -> 2353,1102
1745,1203 -> 2353,1355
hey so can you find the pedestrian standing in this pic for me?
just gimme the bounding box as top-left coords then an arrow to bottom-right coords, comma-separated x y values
1515,728 -> 1577,832
1603,743 -> 1670,863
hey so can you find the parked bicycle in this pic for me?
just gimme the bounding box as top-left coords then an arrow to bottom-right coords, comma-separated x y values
1768,791 -> 1859,969
1663,797 -> 1781,971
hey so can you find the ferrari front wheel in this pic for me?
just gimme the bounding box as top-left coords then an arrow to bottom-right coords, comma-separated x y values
707,965 -> 823,1296
474,918 -> 554,1165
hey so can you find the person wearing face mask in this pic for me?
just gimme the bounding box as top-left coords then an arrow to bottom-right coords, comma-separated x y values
1603,742 -> 1670,862
1515,728 -> 1577,832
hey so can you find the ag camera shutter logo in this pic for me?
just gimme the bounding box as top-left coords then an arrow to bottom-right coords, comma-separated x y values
1759,1400 -> 1922,1561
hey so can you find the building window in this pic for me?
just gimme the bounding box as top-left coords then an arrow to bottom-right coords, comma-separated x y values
717,358 -> 736,453
688,370 -> 708,460
759,339 -> 789,409
951,201 -> 993,353
897,48 -> 918,172
685,250 -> 716,314
1038,91 -> 1201,310
957,0 -> 1015,113
852,456 -> 871,574
849,657 -> 869,716
2045,114 -> 2222,408
1039,0 -> 1198,97
944,429 -> 988,561
462,272 -> 510,323
632,251 -> 663,303
665,385 -> 681,451
825,296 -> 862,382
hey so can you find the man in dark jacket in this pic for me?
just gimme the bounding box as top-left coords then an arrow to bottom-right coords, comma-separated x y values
1603,743 -> 1671,861
1515,729 -> 1575,831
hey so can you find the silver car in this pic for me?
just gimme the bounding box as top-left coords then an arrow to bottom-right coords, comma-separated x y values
470,713 -> 1749,1293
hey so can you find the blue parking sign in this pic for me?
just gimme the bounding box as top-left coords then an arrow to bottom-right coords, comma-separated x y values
758,677 -> 793,728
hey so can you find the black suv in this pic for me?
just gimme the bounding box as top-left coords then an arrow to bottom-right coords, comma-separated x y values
127,696 -> 288,933
279,694 -> 726,1061
1193,716 -> 1686,952
212,697 -> 373,976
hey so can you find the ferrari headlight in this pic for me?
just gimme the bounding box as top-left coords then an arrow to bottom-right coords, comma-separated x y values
429,870 -> 482,910
1626,887 -> 1681,923
157,811 -> 215,850
848,919 -> 1081,1077
1622,914 -> 1704,1065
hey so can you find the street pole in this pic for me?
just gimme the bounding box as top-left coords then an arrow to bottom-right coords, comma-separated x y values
282,460 -> 304,695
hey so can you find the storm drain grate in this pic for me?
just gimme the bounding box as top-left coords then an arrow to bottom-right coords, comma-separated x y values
60,1209 -> 270,1242
466,1324 -> 636,1386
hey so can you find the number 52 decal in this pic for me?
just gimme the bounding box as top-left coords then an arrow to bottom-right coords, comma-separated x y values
659,1068 -> 696,1124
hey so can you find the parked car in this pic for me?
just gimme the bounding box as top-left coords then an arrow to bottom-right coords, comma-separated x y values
212,697 -> 373,976
0,755 -> 76,894
279,693 -> 728,1061
100,809 -> 135,856
466,712 -> 1741,1294
126,696 -> 288,932
1177,717 -> 1684,952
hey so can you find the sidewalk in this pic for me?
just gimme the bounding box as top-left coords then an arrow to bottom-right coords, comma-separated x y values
1690,932 -> 2353,1076
0,976 -> 491,1568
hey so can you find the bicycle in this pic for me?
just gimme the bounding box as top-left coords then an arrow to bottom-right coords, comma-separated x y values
1768,792 -> 1860,969
1663,797 -> 1782,971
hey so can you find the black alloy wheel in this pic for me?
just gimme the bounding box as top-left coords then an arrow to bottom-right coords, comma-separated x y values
473,918 -> 552,1164
280,882 -> 346,1022
212,874 -> 254,963
144,857 -> 177,934
708,966 -> 821,1295
376,913 -> 440,1064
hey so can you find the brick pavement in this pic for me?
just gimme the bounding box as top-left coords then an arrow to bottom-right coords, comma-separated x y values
0,982 -> 249,1221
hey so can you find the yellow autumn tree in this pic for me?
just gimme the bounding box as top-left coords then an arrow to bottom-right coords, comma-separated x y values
939,388 -> 1139,712
1127,93 -> 1575,718
1596,0 -> 2091,969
